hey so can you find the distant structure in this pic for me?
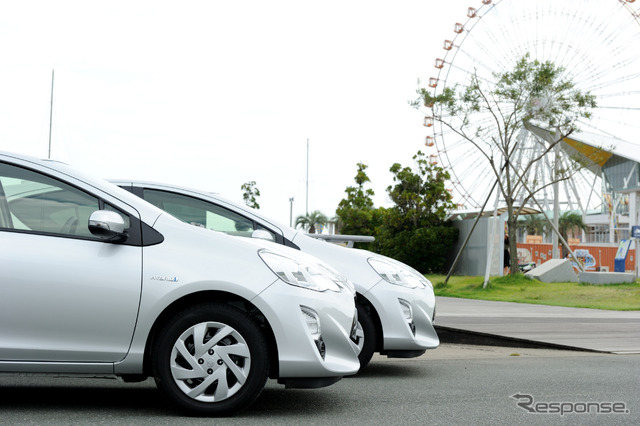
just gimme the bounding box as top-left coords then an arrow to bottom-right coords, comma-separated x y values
528,126 -> 640,246
447,130 -> 640,277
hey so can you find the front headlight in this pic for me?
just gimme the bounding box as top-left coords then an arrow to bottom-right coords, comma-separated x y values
368,258 -> 433,290
259,249 -> 345,292
315,262 -> 356,295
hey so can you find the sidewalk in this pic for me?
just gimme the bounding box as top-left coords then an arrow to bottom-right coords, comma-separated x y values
434,296 -> 640,354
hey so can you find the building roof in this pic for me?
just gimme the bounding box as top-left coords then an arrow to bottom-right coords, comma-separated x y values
565,130 -> 640,164
527,124 -> 640,170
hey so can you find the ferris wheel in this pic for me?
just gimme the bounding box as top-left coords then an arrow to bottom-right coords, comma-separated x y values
423,0 -> 640,213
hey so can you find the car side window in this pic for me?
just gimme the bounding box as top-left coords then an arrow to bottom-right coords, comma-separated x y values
0,162 -> 100,238
143,188 -> 276,240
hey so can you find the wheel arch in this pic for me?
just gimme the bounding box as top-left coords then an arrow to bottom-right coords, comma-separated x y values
141,290 -> 280,379
356,292 -> 383,353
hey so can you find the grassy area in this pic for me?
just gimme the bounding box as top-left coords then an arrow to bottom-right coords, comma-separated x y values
426,273 -> 640,311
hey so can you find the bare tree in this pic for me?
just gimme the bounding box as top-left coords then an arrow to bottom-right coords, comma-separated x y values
412,54 -> 598,274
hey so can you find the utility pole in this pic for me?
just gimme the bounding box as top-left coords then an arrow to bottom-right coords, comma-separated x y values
306,138 -> 309,215
48,69 -> 54,159
289,197 -> 294,227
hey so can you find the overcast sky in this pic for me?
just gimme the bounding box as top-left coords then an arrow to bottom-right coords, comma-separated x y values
0,0 -> 467,225
4,1 -> 638,226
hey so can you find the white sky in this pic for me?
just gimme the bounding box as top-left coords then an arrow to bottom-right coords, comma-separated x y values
0,0 -> 466,225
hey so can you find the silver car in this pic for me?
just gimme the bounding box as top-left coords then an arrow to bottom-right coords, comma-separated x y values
112,180 -> 439,368
0,151 -> 360,416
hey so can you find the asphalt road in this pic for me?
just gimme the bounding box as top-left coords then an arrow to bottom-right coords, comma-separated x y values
1,345 -> 638,425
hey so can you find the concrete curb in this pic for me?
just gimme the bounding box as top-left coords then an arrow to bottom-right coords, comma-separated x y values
579,271 -> 636,284
435,325 -> 605,353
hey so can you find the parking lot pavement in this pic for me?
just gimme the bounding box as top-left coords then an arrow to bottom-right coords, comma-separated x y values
434,296 -> 640,354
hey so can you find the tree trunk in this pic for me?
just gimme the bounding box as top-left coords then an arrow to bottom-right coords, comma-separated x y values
507,202 -> 519,275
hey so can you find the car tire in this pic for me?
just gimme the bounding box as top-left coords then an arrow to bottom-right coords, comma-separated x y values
355,303 -> 377,369
152,303 -> 269,416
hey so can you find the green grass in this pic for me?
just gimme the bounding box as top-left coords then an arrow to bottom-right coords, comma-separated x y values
427,274 -> 640,311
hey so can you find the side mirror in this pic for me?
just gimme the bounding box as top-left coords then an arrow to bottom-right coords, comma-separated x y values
89,210 -> 127,242
251,229 -> 274,242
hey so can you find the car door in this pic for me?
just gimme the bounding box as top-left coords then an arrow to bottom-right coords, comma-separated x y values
0,161 -> 142,363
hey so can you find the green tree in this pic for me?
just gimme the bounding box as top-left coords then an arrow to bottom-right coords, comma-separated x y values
518,214 -> 547,238
412,53 -> 597,274
385,151 -> 455,228
295,210 -> 328,234
241,181 -> 260,209
373,151 -> 458,273
335,163 -> 383,242
558,211 -> 587,241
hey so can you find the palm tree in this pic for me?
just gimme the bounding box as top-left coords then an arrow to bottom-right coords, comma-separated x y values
558,211 -> 588,242
519,214 -> 546,237
295,210 -> 328,234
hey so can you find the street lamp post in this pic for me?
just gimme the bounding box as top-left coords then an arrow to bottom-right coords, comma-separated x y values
306,138 -> 309,215
289,197 -> 294,227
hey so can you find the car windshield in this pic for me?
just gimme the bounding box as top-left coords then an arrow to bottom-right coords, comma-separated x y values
142,188 -> 277,239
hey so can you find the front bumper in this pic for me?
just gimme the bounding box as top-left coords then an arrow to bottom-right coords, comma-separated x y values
252,280 -> 360,379
365,280 -> 439,353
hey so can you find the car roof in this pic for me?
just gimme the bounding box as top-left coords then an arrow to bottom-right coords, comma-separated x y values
1,151 -> 167,224
109,179 -> 295,238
